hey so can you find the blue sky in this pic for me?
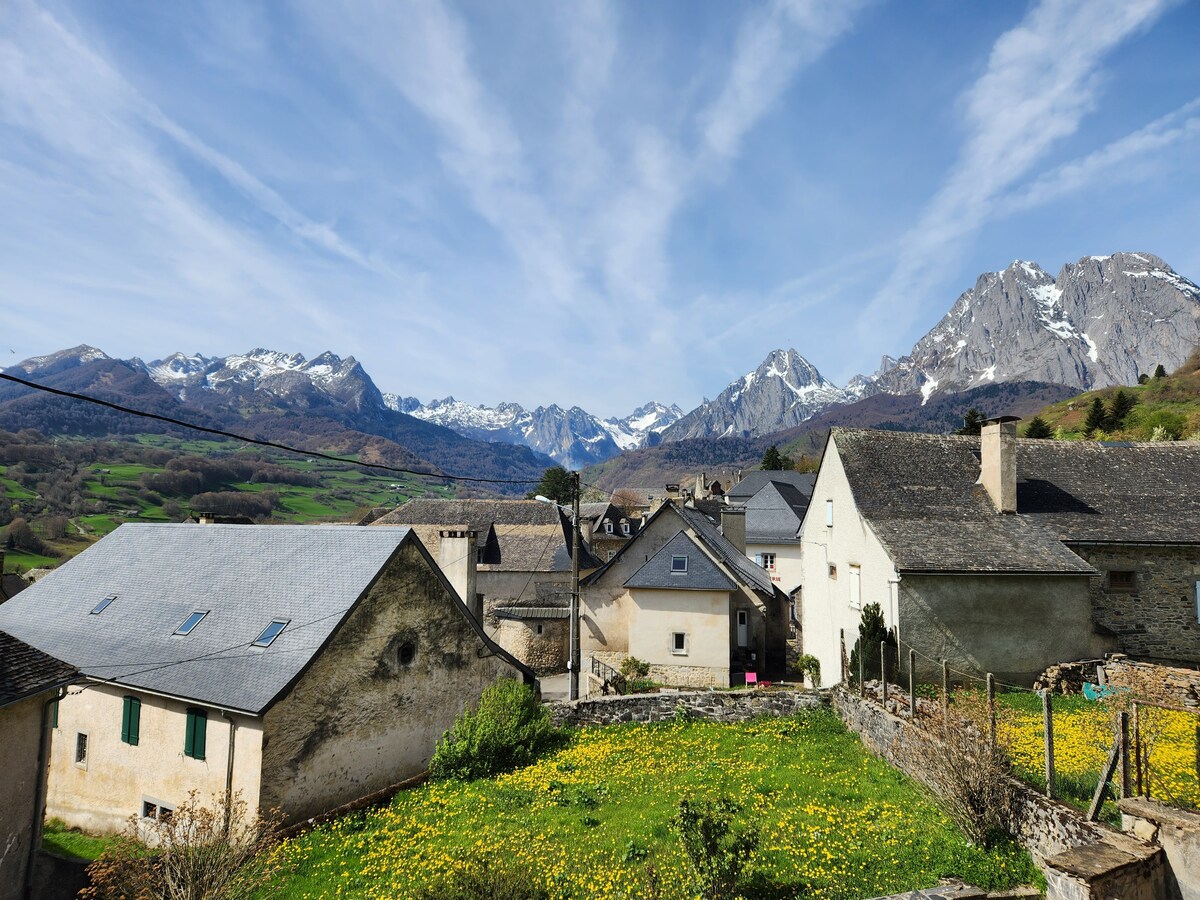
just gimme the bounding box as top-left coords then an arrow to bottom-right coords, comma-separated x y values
2,0 -> 1198,418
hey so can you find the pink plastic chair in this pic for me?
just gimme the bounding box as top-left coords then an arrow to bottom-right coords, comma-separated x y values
744,672 -> 758,687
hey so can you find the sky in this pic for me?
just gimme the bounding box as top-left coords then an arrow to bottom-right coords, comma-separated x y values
1,0 -> 1198,419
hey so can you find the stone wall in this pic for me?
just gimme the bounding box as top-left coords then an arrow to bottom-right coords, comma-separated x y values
548,688 -> 822,727
1104,657 -> 1200,709
1072,544 -> 1200,665
1120,798 -> 1200,900
490,617 -> 567,674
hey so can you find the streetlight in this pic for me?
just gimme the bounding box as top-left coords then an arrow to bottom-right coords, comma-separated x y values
535,472 -> 581,700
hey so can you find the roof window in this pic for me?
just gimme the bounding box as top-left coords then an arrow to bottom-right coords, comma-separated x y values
174,611 -> 209,636
253,619 -> 289,648
671,555 -> 688,574
91,595 -> 117,615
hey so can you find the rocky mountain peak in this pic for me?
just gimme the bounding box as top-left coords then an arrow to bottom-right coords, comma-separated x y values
7,345 -> 111,375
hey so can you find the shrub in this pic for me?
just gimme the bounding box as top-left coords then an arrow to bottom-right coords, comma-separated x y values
794,654 -> 821,688
429,678 -> 561,781
673,797 -> 759,900
848,603 -> 896,685
620,656 -> 651,679
411,857 -> 553,900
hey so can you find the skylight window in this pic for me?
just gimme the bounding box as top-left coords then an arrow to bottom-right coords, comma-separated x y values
174,611 -> 209,636
671,555 -> 688,574
91,595 -> 116,615
253,619 -> 289,648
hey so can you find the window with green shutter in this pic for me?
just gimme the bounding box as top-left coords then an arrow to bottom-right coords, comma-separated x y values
121,696 -> 141,746
184,708 -> 207,760
51,698 -> 59,729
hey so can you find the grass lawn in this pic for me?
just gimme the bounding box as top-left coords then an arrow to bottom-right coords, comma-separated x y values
3,549 -> 60,572
42,819 -> 114,861
272,708 -> 1040,899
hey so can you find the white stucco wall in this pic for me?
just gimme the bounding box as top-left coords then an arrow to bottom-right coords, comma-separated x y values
45,684 -> 263,835
627,588 -> 730,686
799,436 -> 899,687
0,696 -> 48,900
745,542 -> 802,595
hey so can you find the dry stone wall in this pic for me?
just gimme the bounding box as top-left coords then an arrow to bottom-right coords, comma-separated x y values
548,688 -> 821,727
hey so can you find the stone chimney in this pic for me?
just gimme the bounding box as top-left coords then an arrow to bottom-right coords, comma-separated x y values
980,417 -> 1019,513
720,507 -> 746,554
439,529 -> 480,622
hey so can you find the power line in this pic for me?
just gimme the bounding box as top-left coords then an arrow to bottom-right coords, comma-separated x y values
0,371 -> 542,486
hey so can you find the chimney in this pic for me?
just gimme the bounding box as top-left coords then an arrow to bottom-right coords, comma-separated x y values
665,483 -> 681,500
720,507 -> 746,554
696,472 -> 707,499
980,417 -> 1019,513
439,529 -> 480,622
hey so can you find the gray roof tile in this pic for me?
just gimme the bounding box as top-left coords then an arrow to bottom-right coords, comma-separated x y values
0,630 -> 77,709
625,532 -> 738,591
726,471 -> 816,503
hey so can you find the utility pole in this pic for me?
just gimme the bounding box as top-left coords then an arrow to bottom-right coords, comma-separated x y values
570,470 -> 581,701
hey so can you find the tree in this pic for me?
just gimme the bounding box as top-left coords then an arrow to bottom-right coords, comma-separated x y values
1107,389 -> 1136,431
955,408 -> 985,436
527,466 -> 573,506
1083,397 -> 1107,436
847,602 -> 897,685
1023,416 -> 1053,439
760,445 -> 792,471
1153,364 -> 1167,379
1138,373 -> 1150,385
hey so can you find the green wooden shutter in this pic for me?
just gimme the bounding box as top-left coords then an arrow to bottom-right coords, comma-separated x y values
121,696 -> 140,745
51,698 -> 59,729
185,708 -> 207,759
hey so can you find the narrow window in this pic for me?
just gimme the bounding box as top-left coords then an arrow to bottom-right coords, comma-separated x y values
825,500 -> 833,528
184,708 -> 207,760
91,595 -> 116,615
828,564 -> 837,580
535,623 -> 544,635
121,695 -> 141,746
253,619 -> 289,647
142,801 -> 158,820
621,520 -> 630,535
174,611 -> 208,636
75,732 -> 88,768
604,519 -> 613,534
671,555 -> 688,574
159,806 -> 173,824
671,632 -> 687,655
848,564 -> 862,609
1108,571 -> 1136,592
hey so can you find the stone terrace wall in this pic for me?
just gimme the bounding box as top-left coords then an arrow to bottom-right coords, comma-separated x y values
1104,656 -> 1200,708
548,688 -> 822,727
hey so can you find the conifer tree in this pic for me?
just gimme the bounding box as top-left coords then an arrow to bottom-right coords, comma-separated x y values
848,603 -> 897,686
1083,397 -> 1107,436
955,408 -> 985,436
1023,416 -> 1053,439
1153,364 -> 1167,379
1107,389 -> 1135,431
760,445 -> 792,470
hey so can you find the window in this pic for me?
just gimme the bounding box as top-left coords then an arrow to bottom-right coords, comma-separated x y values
621,520 -> 630,536
91,595 -> 116,615
184,708 -> 207,760
848,564 -> 862,609
671,632 -> 687,655
671,555 -> 688,574
828,564 -> 838,580
1108,570 -> 1137,592
253,619 -> 289,647
142,801 -> 174,822
825,500 -> 834,528
535,623 -> 544,635
75,732 -> 88,768
121,695 -> 141,746
760,552 -> 776,571
174,611 -> 208,636
604,519 -> 613,534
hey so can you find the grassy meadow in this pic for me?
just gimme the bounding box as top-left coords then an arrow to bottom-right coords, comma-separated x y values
271,708 -> 1040,899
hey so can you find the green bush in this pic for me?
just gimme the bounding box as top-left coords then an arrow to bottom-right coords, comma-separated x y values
429,679 -> 561,781
673,797 -> 759,900
794,654 -> 821,688
411,857 -> 552,900
620,656 -> 651,679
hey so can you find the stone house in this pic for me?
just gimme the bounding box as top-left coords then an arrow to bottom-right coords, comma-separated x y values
371,499 -> 599,674
0,631 -> 76,900
801,421 -> 1200,688
581,500 -> 790,687
0,523 -> 533,834
578,501 -> 642,562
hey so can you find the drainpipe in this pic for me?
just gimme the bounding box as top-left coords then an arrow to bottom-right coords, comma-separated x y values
25,686 -> 67,900
220,711 -> 237,836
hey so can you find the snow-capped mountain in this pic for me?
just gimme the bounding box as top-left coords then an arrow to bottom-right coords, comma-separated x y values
870,252 -> 1200,400
661,349 -> 853,441
4,344 -> 112,377
391,396 -> 681,469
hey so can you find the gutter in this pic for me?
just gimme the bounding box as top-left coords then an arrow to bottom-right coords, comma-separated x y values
25,685 -> 68,900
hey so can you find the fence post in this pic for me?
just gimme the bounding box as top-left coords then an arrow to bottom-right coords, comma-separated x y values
1119,711 -> 1131,799
880,641 -> 887,702
1042,689 -> 1055,799
908,649 -> 916,718
941,660 -> 949,727
840,629 -> 847,684
859,650 -> 865,698
1133,701 -> 1142,797
986,673 -> 996,751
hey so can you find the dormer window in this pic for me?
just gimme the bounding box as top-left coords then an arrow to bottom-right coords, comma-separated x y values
253,619 -> 289,647
174,611 -> 209,636
91,595 -> 116,615
604,519 -> 613,534
621,520 -> 630,535
671,555 -> 688,574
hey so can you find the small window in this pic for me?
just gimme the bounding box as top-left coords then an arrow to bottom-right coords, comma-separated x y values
535,623 -> 544,635
848,564 -> 861,610
621,520 -> 630,535
671,632 -> 687,655
1108,570 -> 1136,592
825,500 -> 834,528
760,553 -> 776,571
604,519 -> 613,534
142,801 -> 158,820
252,619 -> 289,647
121,696 -> 141,746
75,732 -> 88,768
91,595 -> 116,615
174,611 -> 208,636
184,708 -> 207,760
828,564 -> 837,580
671,555 -> 688,574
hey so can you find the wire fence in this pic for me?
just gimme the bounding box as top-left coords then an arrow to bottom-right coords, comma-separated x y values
840,630 -> 1200,822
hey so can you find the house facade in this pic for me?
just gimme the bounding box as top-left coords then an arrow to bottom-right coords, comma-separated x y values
581,501 -> 790,687
0,631 -> 76,900
0,524 -> 533,833
801,423 -> 1200,687
742,478 -> 812,597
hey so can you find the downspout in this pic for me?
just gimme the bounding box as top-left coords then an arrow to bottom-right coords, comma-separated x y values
25,686 -> 67,900
220,711 -> 237,836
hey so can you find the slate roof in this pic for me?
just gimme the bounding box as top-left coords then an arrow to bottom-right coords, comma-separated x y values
0,524 -> 419,714
0,630 -> 77,710
676,504 -> 779,596
494,606 -> 570,620
1,572 -> 29,601
625,532 -> 737,591
726,471 -> 816,504
828,428 -> 1200,574
744,481 -> 810,544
